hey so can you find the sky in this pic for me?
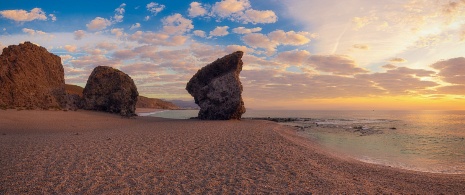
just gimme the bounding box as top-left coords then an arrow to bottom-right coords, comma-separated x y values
1,0 -> 464,110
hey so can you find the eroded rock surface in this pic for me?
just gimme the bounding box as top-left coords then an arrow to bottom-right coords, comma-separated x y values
82,66 -> 138,116
0,42 -> 67,109
186,51 -> 246,120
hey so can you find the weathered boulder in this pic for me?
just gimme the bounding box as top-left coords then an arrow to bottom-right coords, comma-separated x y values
186,51 -> 246,120
0,42 -> 67,109
82,66 -> 138,116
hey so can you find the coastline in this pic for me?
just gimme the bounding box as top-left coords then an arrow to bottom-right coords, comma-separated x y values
1,110 -> 464,194
135,108 -> 166,116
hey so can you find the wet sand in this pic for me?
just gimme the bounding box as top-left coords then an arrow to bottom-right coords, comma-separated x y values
1,110 -> 464,194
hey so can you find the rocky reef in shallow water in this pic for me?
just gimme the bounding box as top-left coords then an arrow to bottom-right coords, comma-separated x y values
82,66 -> 139,117
186,51 -> 246,120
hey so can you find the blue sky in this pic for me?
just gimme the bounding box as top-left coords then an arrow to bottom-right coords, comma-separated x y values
1,0 -> 465,110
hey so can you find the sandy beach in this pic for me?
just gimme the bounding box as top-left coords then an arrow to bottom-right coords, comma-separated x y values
1,110 -> 464,194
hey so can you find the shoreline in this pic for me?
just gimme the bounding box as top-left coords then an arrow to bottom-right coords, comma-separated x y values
135,108 -> 166,116
1,110 -> 464,193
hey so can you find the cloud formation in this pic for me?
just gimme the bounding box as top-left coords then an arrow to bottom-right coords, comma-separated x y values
390,58 -> 407,63
22,28 -> 47,36
210,26 -> 229,37
188,2 -> 208,17
130,23 -> 141,30
113,3 -> 126,23
64,45 -> 77,52
0,8 -> 47,22
307,55 -> 368,75
193,30 -> 206,37
275,50 -> 311,66
232,27 -> 261,34
74,30 -> 86,40
352,44 -> 369,50
86,17 -> 112,31
243,30 -> 315,54
357,67 -> 437,95
431,57 -> 465,84
146,2 -> 165,16
241,9 -> 277,24
162,14 -> 193,35
212,0 -> 250,17
205,0 -> 278,24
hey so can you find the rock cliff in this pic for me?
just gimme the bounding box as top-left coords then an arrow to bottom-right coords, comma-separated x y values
136,96 -> 180,110
81,66 -> 139,116
186,51 -> 246,120
0,42 -> 67,109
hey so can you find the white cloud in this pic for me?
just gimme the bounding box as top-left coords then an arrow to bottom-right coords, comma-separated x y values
276,50 -> 311,66
64,45 -> 77,52
86,17 -> 112,31
22,28 -> 47,36
129,31 -> 188,46
242,30 -> 315,54
232,27 -> 261,34
188,2 -> 208,17
147,2 -> 165,16
74,30 -> 86,40
112,49 -> 137,60
130,23 -> 141,30
212,0 -> 250,17
48,14 -> 56,22
193,30 -> 206,37
111,28 -> 125,38
307,55 -> 368,75
162,13 -> 193,34
210,0 -> 277,24
209,26 -> 229,37
144,16 -> 150,21
242,33 -> 276,54
0,8 -> 47,22
59,54 -> 73,63
113,3 -> 126,23
240,9 -> 277,24
96,41 -> 118,51
268,30 -> 314,46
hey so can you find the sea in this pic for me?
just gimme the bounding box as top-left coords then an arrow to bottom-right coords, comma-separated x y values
146,110 -> 465,174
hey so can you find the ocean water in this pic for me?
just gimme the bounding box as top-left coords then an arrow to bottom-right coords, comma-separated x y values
148,110 -> 465,174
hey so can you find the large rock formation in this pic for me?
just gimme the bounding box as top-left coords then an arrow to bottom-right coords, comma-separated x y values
82,66 -> 138,116
186,51 -> 246,120
0,42 -> 67,109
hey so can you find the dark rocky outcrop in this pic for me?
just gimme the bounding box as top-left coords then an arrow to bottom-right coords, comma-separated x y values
186,51 -> 246,120
82,66 -> 138,117
136,96 -> 180,110
0,42 -> 67,109
65,84 -> 84,97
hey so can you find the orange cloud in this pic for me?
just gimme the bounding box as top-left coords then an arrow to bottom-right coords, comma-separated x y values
188,2 -> 207,17
0,8 -> 47,22
86,17 -> 111,31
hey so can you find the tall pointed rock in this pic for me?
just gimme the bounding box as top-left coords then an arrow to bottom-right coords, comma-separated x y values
186,51 -> 246,120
